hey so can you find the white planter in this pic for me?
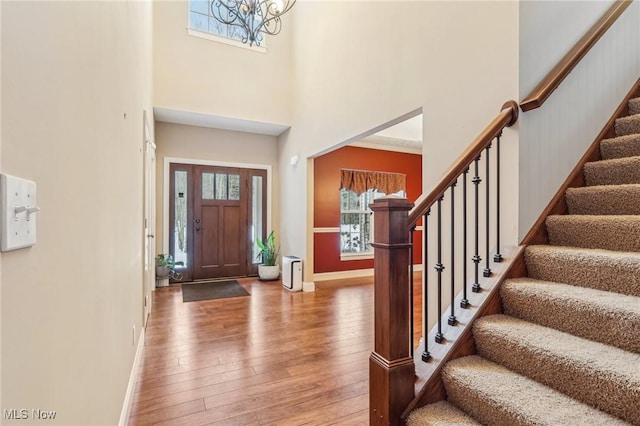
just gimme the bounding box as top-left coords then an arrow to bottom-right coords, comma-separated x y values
258,264 -> 280,281
156,266 -> 170,279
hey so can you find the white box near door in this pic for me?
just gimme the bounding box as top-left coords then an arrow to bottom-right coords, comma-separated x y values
282,256 -> 302,291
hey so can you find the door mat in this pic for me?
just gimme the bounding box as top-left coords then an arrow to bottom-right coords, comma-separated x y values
182,280 -> 250,303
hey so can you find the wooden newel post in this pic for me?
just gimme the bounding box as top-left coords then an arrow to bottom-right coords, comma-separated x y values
369,196 -> 415,425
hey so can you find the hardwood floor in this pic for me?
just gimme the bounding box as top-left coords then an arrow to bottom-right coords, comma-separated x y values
129,278 -> 367,425
129,274 -> 423,425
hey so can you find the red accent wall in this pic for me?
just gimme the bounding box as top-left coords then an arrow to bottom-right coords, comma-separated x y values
314,146 -> 422,273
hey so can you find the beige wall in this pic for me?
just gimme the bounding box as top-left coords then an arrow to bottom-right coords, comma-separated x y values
1,1 -> 153,424
279,1 -> 520,267
518,1 -> 640,239
154,122 -> 280,256
153,1 -> 292,126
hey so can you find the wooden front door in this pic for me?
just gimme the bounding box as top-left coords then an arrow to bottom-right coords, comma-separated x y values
169,163 -> 267,281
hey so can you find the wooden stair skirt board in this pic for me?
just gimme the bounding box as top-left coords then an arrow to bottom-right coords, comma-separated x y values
405,79 -> 640,425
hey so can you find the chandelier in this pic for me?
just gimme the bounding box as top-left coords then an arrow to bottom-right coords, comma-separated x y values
211,0 -> 296,47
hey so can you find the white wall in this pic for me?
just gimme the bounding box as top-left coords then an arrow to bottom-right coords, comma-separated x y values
154,122 -> 280,255
1,1 -> 153,424
153,1 -> 292,127
279,1 -> 520,268
519,0 -> 640,239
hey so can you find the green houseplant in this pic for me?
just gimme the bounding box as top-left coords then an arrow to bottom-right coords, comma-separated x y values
155,253 -> 184,282
256,230 -> 280,280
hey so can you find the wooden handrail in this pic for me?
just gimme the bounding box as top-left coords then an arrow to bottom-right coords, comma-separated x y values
408,100 -> 518,228
520,0 -> 632,112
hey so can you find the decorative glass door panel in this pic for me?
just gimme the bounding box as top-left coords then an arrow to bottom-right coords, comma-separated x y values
170,163 -> 267,280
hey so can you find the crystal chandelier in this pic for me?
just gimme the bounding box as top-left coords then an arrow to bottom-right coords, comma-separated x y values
211,0 -> 296,47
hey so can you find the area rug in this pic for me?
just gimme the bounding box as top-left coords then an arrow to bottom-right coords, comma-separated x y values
182,280 -> 250,303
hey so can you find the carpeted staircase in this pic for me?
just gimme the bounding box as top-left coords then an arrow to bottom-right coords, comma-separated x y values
408,98 -> 640,425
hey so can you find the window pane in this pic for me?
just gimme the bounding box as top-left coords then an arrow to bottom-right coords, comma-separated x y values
174,171 -> 188,267
190,11 -> 208,31
190,0 -> 209,14
202,172 -> 215,199
340,189 -> 376,254
340,212 -> 372,253
229,174 -> 240,200
209,17 -> 226,36
348,191 -> 359,210
251,176 -> 263,263
340,190 -> 349,211
215,173 -> 228,200
190,0 -> 265,44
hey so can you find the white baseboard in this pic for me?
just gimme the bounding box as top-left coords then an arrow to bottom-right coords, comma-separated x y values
314,264 -> 423,282
118,326 -> 145,425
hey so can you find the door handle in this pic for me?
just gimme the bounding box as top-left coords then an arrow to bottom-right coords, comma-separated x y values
147,234 -> 155,238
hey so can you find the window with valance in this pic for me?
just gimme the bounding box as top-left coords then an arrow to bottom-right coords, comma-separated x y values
340,169 -> 406,195
339,169 -> 406,256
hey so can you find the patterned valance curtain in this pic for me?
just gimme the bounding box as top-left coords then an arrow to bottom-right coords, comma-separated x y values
340,169 -> 406,195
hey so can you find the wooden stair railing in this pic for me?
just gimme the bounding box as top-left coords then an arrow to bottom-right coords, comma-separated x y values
369,101 -> 518,425
369,2 -> 634,424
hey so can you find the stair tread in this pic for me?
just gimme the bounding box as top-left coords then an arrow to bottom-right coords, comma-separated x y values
566,183 -> 640,215
407,401 -> 480,426
615,112 -> 640,136
502,277 -> 640,353
474,314 -> 640,422
584,155 -> 640,186
442,355 -> 627,426
546,215 -> 640,252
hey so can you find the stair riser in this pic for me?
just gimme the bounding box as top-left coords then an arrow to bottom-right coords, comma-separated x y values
600,136 -> 640,159
546,216 -> 640,252
442,357 -> 626,426
442,374 -> 531,426
615,115 -> 640,136
474,322 -> 640,423
584,158 -> 640,186
525,247 -> 640,298
629,98 -> 640,115
501,284 -> 640,353
406,401 -> 480,426
566,186 -> 640,215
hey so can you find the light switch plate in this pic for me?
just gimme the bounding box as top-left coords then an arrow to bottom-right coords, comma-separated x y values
1,173 -> 38,252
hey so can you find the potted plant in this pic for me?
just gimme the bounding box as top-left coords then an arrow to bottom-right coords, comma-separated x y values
256,230 -> 280,280
155,253 -> 184,281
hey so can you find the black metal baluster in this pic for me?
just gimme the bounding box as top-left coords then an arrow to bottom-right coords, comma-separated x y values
448,183 -> 457,326
472,157 -> 482,293
421,210 -> 431,362
484,144 -> 492,277
435,197 -> 445,344
461,168 -> 470,308
409,226 -> 415,358
494,132 -> 503,263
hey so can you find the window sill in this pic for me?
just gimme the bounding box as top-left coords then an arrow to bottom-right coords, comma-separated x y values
186,28 -> 267,53
340,253 -> 374,261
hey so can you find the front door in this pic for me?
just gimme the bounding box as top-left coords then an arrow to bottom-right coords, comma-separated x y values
169,163 -> 267,281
